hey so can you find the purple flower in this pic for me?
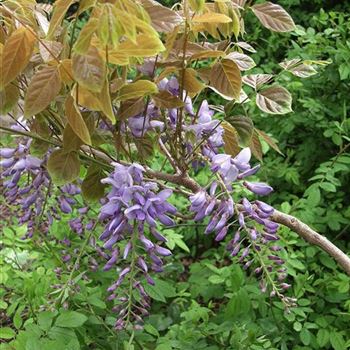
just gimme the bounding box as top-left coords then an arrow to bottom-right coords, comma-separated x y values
244,181 -> 273,196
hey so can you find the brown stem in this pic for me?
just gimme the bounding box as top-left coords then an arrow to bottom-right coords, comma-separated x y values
270,209 -> 350,275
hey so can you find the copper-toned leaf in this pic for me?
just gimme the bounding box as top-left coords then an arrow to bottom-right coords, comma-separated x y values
82,165 -> 106,201
24,65 -> 61,117
47,149 -> 80,185
182,68 -> 205,95
141,0 -> 182,33
193,12 -> 232,23
209,59 -> 241,100
190,50 -> 225,61
256,86 -> 292,114
225,52 -> 256,71
98,79 -> 115,123
72,46 -> 105,92
58,59 -> 74,84
118,98 -> 145,120
242,74 -> 273,89
251,2 -> 295,32
222,121 -> 240,157
279,59 -> 317,78
255,128 -> 283,155
117,33 -> 165,57
235,41 -> 256,53
1,27 -> 36,89
63,123 -> 83,152
117,80 -> 158,101
73,17 -> 99,54
134,134 -> 158,160
189,0 -> 205,12
74,84 -> 101,111
164,25 -> 180,59
153,90 -> 184,109
226,115 -> 254,147
65,95 -> 92,145
39,40 -> 63,62
0,83 -> 19,114
47,0 -> 77,39
249,130 -> 263,161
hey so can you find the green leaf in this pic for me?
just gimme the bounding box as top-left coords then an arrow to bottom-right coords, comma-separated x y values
0,327 -> 16,339
87,295 -> 107,309
144,323 -> 159,337
55,311 -> 88,328
38,311 -> 56,331
330,332 -> 345,350
144,283 -> 166,302
293,321 -> 302,332
300,328 -> 311,346
144,279 -> 176,302
47,149 -> 81,185
320,182 -> 337,192
317,329 -> 329,347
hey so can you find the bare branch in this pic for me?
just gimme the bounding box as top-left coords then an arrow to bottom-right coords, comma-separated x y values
270,209 -> 350,275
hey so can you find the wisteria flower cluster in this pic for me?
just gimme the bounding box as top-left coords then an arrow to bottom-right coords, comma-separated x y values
98,162 -> 176,329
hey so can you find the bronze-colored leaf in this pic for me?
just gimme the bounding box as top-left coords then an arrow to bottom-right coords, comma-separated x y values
226,115 -> 254,147
279,59 -> 317,78
190,50 -> 225,61
47,149 -> 80,185
39,40 -> 63,62
47,0 -> 77,39
73,17 -> 99,54
256,86 -> 292,114
222,121 -> 240,157
134,134 -> 158,160
63,123 -> 83,152
235,41 -> 256,53
24,65 -> 62,117
117,33 -> 165,57
118,98 -> 145,120
72,46 -> 105,92
65,95 -> 92,145
81,165 -> 106,201
251,2 -> 295,32
182,68 -> 205,95
0,27 -> 36,90
117,80 -> 158,101
98,79 -> 115,123
225,52 -> 256,71
242,74 -> 273,89
164,25 -> 180,59
193,12 -> 232,23
209,59 -> 241,100
255,128 -> 283,155
141,0 -> 182,33
0,83 -> 19,114
153,90 -> 184,109
58,59 -> 74,84
249,130 -> 263,161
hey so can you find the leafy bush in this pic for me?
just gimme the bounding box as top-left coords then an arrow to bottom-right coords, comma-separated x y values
0,1 -> 349,350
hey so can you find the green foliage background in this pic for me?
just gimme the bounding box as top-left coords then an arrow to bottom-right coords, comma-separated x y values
1,1 -> 350,350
